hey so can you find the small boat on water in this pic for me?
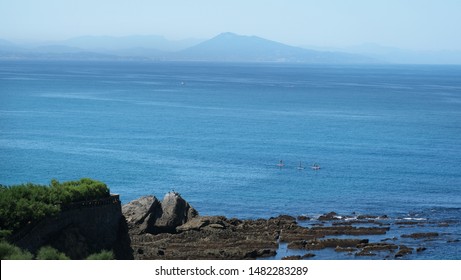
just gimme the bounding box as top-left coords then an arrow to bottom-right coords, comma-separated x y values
276,160 -> 285,168
311,163 -> 321,170
297,161 -> 305,170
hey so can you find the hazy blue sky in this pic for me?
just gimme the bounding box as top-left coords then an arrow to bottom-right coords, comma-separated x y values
1,0 -> 460,50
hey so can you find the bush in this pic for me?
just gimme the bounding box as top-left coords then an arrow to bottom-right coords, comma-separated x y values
0,241 -> 33,260
0,178 -> 110,235
36,246 -> 70,260
86,250 -> 115,260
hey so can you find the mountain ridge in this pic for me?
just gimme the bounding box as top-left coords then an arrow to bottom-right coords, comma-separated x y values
172,32 -> 376,63
2,33 -> 461,63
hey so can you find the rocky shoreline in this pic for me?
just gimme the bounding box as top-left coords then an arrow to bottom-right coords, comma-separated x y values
123,193 -> 458,260
8,191 -> 457,259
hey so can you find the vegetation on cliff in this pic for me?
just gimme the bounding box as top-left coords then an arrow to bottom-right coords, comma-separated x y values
0,241 -> 114,260
0,241 -> 34,260
0,178 -> 110,238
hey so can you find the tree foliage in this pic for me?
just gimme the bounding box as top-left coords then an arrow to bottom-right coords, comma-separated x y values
36,246 -> 70,260
0,241 -> 33,260
86,250 -> 115,260
0,178 -> 110,236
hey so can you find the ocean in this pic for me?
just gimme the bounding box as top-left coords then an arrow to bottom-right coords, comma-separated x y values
1,60 -> 460,259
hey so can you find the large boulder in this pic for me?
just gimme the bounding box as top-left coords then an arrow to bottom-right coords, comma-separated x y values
154,192 -> 198,233
122,193 -> 198,234
122,195 -> 162,234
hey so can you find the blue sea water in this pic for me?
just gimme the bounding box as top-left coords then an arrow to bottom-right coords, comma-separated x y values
1,61 -> 460,259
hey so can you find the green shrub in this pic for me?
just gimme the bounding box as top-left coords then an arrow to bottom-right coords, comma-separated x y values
0,241 -> 33,260
36,246 -> 70,260
86,250 -> 115,260
0,178 -> 110,235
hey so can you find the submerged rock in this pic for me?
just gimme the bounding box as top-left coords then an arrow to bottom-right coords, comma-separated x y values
401,232 -> 439,239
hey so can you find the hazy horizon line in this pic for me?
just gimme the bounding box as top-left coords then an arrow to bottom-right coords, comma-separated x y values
3,32 -> 461,53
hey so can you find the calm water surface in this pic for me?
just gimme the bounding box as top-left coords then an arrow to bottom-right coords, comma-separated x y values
1,61 -> 460,259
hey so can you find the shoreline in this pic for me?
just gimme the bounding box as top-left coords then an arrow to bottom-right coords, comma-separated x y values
123,193 -> 459,260
4,190 -> 459,260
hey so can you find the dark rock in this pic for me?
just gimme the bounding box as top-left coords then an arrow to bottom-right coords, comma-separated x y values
381,237 -> 398,242
335,246 -> 357,252
357,242 -> 398,251
302,253 -> 316,259
357,215 -> 378,219
318,212 -> 340,221
401,232 -> 439,239
416,247 -> 427,252
289,238 -> 368,250
257,249 -> 277,258
309,226 -> 389,236
287,240 -> 308,249
396,220 -> 421,225
395,246 -> 413,258
297,215 -> 311,221
244,249 -> 277,259
282,255 -> 302,260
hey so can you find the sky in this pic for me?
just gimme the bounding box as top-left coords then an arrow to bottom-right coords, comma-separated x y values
1,0 -> 461,51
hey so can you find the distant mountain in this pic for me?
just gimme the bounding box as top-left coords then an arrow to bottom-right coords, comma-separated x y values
2,33 -> 461,64
61,35 -> 202,52
0,40 -> 119,61
172,32 -> 375,63
0,33 -> 376,63
303,43 -> 461,64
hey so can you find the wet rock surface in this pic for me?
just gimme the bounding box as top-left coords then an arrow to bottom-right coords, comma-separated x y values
123,195 -> 457,260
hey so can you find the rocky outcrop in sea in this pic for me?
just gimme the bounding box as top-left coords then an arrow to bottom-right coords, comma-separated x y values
122,194 -> 456,260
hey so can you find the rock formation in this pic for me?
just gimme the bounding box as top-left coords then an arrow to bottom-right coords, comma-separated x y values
121,195 -> 162,234
122,192 -> 198,234
153,192 -> 198,233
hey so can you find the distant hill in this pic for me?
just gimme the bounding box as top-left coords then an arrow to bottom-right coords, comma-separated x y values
61,35 -> 202,52
302,43 -> 461,65
0,33 -> 375,63
172,32 -> 375,63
